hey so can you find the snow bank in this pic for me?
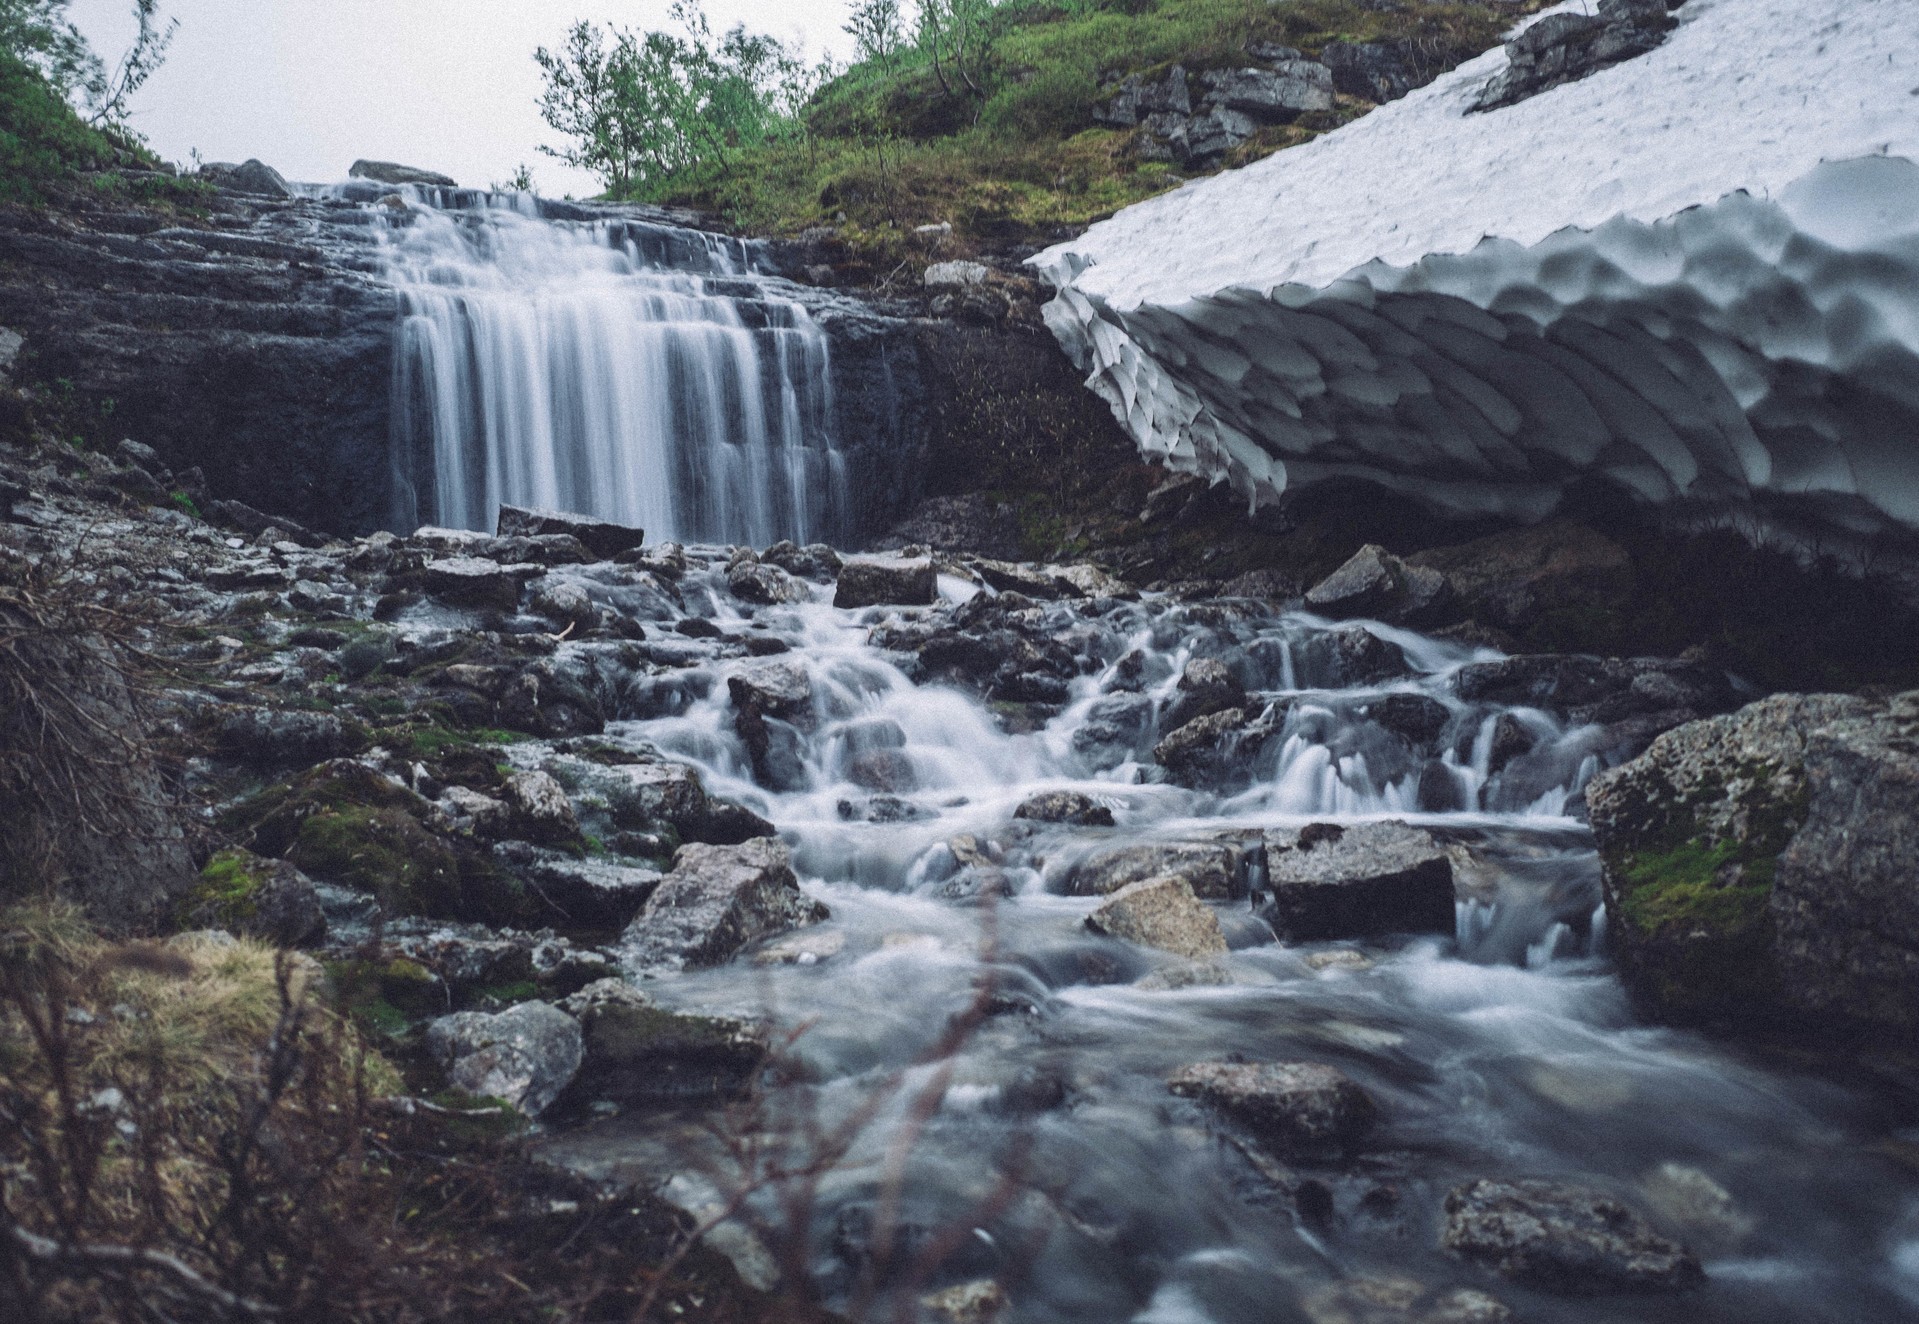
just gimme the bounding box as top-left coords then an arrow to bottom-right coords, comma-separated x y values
1033,0 -> 1919,540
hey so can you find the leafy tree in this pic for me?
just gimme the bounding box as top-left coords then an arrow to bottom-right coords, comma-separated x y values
845,0 -> 908,72
0,0 -> 173,127
917,0 -> 999,110
534,0 -> 827,199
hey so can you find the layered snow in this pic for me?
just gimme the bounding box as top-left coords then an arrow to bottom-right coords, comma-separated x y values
1033,0 -> 1919,539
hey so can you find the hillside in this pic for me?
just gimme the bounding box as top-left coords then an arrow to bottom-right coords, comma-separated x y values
641,0 -> 1541,277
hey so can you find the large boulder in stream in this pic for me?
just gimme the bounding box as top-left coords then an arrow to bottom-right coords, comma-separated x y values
620,838 -> 828,972
1441,1178 -> 1702,1294
496,505 -> 646,560
1586,691 -> 1919,1032
556,979 -> 768,1108
1084,875 -> 1227,958
1169,1061 -> 1377,1157
834,557 -> 938,608
1264,821 -> 1456,941
1067,839 -> 1254,900
424,1001 -> 583,1117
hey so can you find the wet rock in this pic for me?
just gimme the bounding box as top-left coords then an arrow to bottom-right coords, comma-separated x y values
440,785 -> 514,838
556,978 -> 768,1107
921,1279 -> 1008,1324
490,533 -> 594,566
837,794 -> 933,824
1586,691 -> 1919,1030
620,838 -> 828,972
969,558 -> 1065,599
1408,520 -> 1632,632
1085,875 -> 1227,959
350,159 -> 459,188
728,560 -> 811,605
1455,654 -> 1736,733
528,577 -> 596,627
493,842 -> 662,930
835,558 -> 937,608
848,748 -> 917,793
1300,626 -> 1409,687
1218,567 -> 1301,602
1168,1061 -> 1377,1156
1472,0 -> 1675,113
495,504 -> 644,560
1072,692 -> 1155,770
1483,713 -> 1536,775
1013,790 -> 1114,827
1441,1177 -> 1703,1294
215,705 -> 358,769
1364,693 -> 1452,752
761,540 -> 842,580
423,555 -> 521,610
1153,706 -> 1257,785
728,661 -> 814,787
875,494 -> 1024,561
424,1000 -> 583,1117
1068,839 -> 1253,900
1305,1278 -> 1513,1324
501,770 -> 581,845
1049,563 -> 1135,600
1265,821 -> 1456,941
496,662 -> 606,738
1160,656 -> 1246,733
179,849 -> 325,946
1306,544 -> 1453,626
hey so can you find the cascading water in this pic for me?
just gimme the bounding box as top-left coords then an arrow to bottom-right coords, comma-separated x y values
450,551 -> 1919,1324
365,186 -> 844,546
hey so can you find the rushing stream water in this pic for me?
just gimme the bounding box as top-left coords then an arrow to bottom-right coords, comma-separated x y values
511,553 -> 1919,1324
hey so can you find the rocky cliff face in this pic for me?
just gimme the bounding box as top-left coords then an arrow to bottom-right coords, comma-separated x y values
0,182 -> 398,534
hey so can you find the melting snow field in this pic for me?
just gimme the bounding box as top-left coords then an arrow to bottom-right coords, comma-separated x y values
1033,0 -> 1919,541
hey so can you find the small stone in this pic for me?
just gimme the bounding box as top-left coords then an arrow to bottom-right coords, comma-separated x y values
502,770 -> 580,845
921,1279 -> 1007,1324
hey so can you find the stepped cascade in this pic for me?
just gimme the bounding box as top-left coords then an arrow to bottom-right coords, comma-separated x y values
367,187 -> 846,547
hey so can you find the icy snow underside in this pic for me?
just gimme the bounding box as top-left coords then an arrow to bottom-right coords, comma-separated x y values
1034,0 -> 1919,541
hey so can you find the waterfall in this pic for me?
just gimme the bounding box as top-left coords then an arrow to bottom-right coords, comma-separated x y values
373,189 -> 845,546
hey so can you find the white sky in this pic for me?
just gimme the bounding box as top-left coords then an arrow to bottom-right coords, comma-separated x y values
68,0 -> 860,198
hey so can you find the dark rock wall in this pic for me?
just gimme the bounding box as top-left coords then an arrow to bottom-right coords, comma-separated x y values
0,196 -> 397,536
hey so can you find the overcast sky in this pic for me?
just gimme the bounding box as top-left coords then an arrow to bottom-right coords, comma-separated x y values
68,0 -> 860,197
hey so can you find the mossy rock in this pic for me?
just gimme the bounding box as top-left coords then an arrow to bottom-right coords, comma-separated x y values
176,848 -> 325,946
291,805 -> 462,915
326,956 -> 445,1035
566,999 -> 769,1109
223,759 -> 432,856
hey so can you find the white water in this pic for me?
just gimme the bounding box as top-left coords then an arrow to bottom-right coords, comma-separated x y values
354,187 -> 844,545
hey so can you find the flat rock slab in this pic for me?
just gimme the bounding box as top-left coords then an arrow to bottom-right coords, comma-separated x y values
496,504 -> 645,560
1069,839 -> 1254,900
494,842 -> 663,931
621,838 -> 828,972
423,555 -> 522,610
1085,875 -> 1227,959
425,1001 -> 583,1117
1169,1060 -> 1377,1156
835,558 -> 937,608
1442,1177 -> 1703,1294
557,978 -> 768,1107
1265,820 -> 1455,941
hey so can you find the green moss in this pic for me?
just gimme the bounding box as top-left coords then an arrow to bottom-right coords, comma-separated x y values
325,957 -> 443,1033
168,491 -> 201,519
476,980 -> 541,1007
177,849 -> 266,928
1617,839 -> 1771,935
291,806 -> 464,917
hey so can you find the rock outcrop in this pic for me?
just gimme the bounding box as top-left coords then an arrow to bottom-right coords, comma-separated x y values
1586,691 -> 1919,1031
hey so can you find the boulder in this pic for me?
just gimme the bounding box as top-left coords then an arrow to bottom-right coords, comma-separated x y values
728,560 -> 811,605
528,577 -> 596,627
1084,875 -> 1227,959
179,849 -> 325,947
199,159 -> 291,197
835,558 -> 938,608
501,770 -> 581,845
1363,693 -> 1453,752
350,159 -> 459,188
1408,520 -> 1633,633
1454,654 -> 1736,730
1072,692 -> 1155,770
1067,839 -> 1253,900
620,838 -> 828,972
1586,691 -> 1919,1030
1296,626 -> 1409,687
1168,1061 -> 1377,1156
215,706 -> 358,769
1472,0 -> 1676,113
1013,790 -> 1114,827
557,978 -> 768,1107
1441,1178 -> 1703,1294
1197,62 -> 1334,120
1093,65 -> 1192,127
1305,544 -> 1453,626
1264,821 -> 1456,941
424,1001 -> 583,1117
1320,40 -> 1424,103
492,843 -> 662,930
495,504 -> 644,560
728,661 -> 814,786
1153,706 -> 1261,785
923,261 -> 991,288
761,540 -> 842,580
1159,656 -> 1245,733
423,555 -> 521,610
